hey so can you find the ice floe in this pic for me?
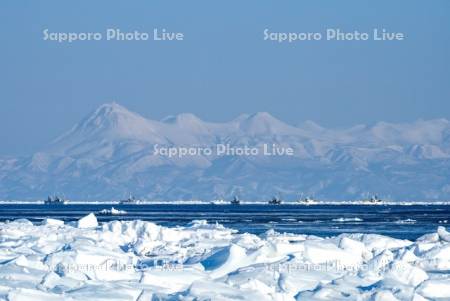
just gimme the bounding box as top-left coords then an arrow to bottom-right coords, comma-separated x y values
99,207 -> 127,215
395,219 -> 417,224
0,214 -> 449,300
332,217 -> 363,222
76,212 -> 98,228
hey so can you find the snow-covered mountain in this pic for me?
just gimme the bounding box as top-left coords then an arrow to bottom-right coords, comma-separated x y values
1,103 -> 449,201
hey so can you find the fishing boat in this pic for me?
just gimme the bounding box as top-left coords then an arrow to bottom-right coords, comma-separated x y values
230,196 -> 240,205
119,194 -> 141,205
359,195 -> 383,205
268,196 -> 282,205
367,195 -> 383,204
44,195 -> 67,205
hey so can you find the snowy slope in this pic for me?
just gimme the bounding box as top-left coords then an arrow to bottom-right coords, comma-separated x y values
0,103 -> 449,201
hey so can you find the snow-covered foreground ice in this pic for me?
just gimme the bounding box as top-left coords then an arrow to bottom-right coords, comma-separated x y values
1,214 -> 450,300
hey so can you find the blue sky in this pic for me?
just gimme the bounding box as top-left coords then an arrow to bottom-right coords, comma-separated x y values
1,0 -> 450,155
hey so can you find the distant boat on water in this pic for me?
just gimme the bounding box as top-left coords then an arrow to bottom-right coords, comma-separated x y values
230,196 -> 240,205
268,196 -> 282,205
44,195 -> 67,205
119,194 -> 141,205
361,195 -> 384,205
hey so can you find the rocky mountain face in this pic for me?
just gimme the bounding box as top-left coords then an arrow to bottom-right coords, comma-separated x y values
1,103 -> 449,201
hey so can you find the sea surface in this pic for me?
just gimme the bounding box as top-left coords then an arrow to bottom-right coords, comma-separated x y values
1,204 -> 449,240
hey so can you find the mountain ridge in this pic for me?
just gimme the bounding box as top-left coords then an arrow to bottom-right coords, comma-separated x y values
1,103 -> 449,201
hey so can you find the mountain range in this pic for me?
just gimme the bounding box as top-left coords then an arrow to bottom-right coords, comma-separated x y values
1,102 -> 450,201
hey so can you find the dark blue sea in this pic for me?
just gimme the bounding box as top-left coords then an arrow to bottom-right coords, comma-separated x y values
1,204 -> 449,240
